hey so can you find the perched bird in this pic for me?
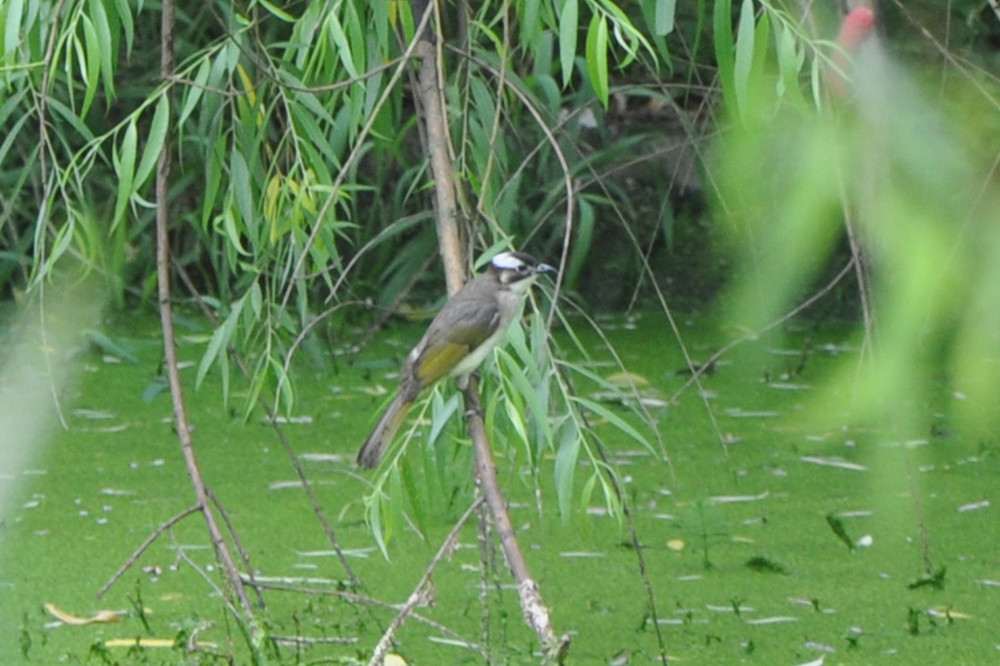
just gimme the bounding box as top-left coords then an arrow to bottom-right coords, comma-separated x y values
357,251 -> 555,468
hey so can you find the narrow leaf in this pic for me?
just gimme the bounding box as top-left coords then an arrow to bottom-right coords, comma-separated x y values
558,0 -> 578,87
4,0 -> 23,56
111,121 -> 138,231
733,0 -> 755,118
554,420 -> 581,519
654,0 -> 675,36
135,96 -> 169,188
585,12 -> 609,107
713,0 -> 736,116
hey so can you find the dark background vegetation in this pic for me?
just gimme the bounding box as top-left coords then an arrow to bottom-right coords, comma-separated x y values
3,1 -> 998,319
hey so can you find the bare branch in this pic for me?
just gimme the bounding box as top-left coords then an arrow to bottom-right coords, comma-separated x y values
97,504 -> 200,599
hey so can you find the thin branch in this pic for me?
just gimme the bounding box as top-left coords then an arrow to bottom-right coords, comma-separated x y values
668,257 -> 858,404
97,504 -> 200,599
365,497 -> 485,666
154,0 -> 256,632
172,258 -> 361,589
248,578 -> 482,654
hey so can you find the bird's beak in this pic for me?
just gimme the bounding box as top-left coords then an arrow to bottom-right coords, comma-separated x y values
537,262 -> 557,276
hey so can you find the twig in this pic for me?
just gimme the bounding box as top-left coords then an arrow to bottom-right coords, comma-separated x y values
365,496 -> 485,666
205,487 -> 266,609
97,504 -> 200,599
246,577 -> 479,650
172,258 -> 361,589
668,257 -> 858,404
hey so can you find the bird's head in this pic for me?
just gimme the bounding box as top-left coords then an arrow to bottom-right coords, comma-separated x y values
488,251 -> 556,292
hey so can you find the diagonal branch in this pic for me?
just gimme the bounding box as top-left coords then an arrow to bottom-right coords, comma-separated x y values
463,379 -> 570,662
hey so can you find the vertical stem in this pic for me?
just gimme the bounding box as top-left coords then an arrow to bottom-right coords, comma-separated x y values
413,0 -> 465,294
155,0 -> 256,633
410,2 -> 566,659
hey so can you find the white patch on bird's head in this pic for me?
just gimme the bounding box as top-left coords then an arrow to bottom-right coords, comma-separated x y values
490,251 -> 526,271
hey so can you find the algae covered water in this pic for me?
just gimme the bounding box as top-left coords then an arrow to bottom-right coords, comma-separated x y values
1,312 -> 997,664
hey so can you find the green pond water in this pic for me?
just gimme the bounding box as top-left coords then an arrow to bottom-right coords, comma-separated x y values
1,310 -> 998,665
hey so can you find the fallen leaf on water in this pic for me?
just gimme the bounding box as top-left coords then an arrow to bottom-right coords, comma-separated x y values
559,551 -> 606,558
800,456 -> 868,472
265,415 -> 314,425
606,371 -> 649,387
803,640 -> 835,653
767,382 -> 811,390
723,408 -> 780,418
794,656 -> 825,666
928,606 -> 972,620
957,499 -> 989,513
709,491 -> 769,504
72,409 -> 115,420
44,603 -> 122,625
744,616 -> 799,625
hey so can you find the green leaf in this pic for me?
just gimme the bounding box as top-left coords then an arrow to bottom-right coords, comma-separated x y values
366,493 -> 390,560
111,0 -> 134,56
231,149 -> 254,231
388,465 -> 404,544
733,0 -> 755,119
567,195 -> 595,288
585,11 -> 609,107
521,0 -> 542,49
79,16 -> 100,116
570,395 -> 654,453
135,95 -> 169,189
324,11 -> 359,78
85,330 -> 139,364
88,0 -> 116,101
257,0 -> 295,22
400,456 -> 427,538
111,121 -> 137,232
558,0 -> 578,87
3,0 -> 23,57
713,0 -> 736,116
196,294 -> 244,389
554,419 -> 581,519
654,0 -> 675,36
179,58 -> 210,126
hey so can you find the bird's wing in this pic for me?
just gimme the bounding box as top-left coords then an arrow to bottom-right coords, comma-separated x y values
413,285 -> 501,385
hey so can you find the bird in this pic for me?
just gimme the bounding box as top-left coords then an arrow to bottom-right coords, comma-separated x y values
356,250 -> 555,468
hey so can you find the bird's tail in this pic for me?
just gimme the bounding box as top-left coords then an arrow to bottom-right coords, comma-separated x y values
356,395 -> 412,468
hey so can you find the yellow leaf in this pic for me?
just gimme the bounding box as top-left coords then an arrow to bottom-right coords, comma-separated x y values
44,603 -> 122,625
265,175 -> 283,231
236,63 -> 256,106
